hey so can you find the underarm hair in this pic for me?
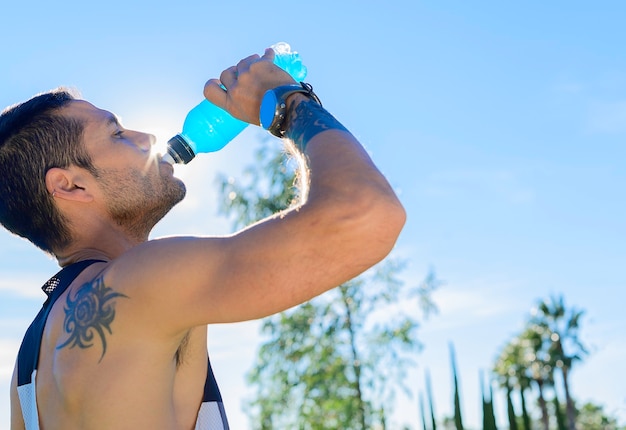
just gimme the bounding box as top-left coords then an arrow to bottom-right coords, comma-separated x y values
284,98 -> 349,153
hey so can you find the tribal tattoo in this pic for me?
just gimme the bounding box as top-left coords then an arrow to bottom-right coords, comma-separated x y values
285,98 -> 349,152
57,276 -> 128,362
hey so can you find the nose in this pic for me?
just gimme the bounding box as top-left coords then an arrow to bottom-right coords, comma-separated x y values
133,131 -> 156,152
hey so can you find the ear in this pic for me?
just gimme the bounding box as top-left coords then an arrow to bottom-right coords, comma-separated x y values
45,167 -> 94,203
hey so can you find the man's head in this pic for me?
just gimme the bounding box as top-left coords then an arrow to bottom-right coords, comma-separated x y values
56,99 -> 187,244
0,88 -> 91,254
0,88 -> 185,256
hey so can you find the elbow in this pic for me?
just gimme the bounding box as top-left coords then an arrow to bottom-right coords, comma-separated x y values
338,189 -> 407,266
367,194 -> 407,259
387,197 -> 407,241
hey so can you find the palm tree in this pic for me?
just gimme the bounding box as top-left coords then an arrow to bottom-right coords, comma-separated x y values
521,323 -> 553,430
493,334 -> 533,430
530,295 -> 587,430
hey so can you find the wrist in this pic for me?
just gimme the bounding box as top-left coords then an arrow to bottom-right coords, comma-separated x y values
284,92 -> 309,111
259,82 -> 322,139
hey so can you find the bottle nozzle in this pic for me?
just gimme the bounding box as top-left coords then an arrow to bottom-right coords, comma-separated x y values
161,152 -> 176,165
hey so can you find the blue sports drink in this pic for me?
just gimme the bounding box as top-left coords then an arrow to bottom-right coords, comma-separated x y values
163,42 -> 307,164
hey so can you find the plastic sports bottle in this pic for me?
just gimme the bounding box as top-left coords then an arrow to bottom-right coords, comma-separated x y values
163,42 -> 307,164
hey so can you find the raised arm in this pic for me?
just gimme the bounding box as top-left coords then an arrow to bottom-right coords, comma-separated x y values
108,48 -> 406,332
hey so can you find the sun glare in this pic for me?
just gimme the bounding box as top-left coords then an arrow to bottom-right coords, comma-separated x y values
137,124 -> 175,174
152,137 -> 169,159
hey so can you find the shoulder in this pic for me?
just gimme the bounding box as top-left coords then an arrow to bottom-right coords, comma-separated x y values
103,236 -> 228,296
91,236 -> 232,333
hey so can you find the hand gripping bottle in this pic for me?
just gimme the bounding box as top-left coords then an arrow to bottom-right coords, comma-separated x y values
163,42 -> 307,164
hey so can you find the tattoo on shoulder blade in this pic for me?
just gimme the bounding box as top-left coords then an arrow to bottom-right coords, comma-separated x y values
285,99 -> 348,152
57,276 -> 128,362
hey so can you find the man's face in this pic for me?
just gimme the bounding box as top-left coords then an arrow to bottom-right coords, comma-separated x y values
60,100 -> 186,239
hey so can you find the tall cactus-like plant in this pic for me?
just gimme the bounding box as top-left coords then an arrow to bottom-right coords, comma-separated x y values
450,343 -> 464,430
426,370 -> 437,430
481,370 -> 498,430
419,393 -> 428,430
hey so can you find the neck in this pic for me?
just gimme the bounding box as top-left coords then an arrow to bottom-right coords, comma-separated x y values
53,206 -> 154,267
55,229 -> 146,267
56,248 -> 114,267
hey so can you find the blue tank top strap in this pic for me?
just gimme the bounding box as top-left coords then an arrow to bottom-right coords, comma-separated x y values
202,357 -> 223,402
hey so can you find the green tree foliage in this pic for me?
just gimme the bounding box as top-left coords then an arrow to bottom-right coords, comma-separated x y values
216,142 -> 300,228
576,402 -> 626,430
216,141 -> 439,429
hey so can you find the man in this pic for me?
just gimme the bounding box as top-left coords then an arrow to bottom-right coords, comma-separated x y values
3,48 -> 405,429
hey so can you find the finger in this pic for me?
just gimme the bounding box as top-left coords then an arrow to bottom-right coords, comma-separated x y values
235,54 -> 262,79
219,66 -> 238,89
236,53 -> 261,71
262,48 -> 275,62
203,78 -> 228,109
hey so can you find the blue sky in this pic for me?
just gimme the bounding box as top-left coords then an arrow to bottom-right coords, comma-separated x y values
1,1 -> 625,428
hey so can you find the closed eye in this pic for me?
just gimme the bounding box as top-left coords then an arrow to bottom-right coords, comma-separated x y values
106,113 -> 126,139
113,129 -> 125,138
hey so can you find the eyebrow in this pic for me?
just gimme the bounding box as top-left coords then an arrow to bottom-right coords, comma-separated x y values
104,112 -> 123,128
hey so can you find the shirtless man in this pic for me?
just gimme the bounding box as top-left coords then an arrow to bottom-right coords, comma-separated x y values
3,48 -> 406,429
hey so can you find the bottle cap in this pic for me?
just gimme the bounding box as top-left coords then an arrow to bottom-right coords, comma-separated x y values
166,134 -> 196,164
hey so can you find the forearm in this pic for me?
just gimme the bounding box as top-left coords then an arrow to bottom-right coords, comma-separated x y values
283,94 -> 406,258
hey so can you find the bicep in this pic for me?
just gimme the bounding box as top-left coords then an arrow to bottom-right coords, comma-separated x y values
206,210 -> 362,322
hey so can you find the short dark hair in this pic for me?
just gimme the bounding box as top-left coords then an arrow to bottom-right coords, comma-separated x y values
0,88 -> 95,254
